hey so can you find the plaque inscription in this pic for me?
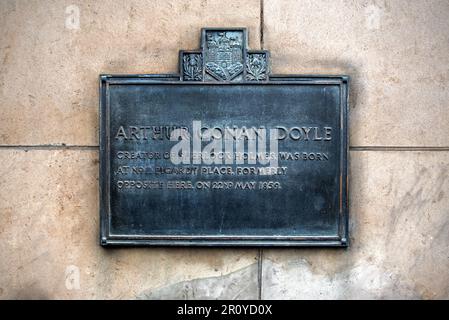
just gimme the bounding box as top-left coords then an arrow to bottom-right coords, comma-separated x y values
100,28 -> 349,246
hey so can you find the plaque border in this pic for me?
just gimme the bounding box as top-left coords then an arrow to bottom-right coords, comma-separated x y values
99,74 -> 349,247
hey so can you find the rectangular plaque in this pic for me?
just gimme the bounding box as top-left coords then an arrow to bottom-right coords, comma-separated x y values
99,28 -> 349,247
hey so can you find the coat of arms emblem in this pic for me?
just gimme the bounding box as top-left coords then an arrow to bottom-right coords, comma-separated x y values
204,30 -> 244,81
180,28 -> 269,82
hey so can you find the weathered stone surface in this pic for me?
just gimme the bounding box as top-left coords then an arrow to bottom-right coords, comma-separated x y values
137,264 -> 258,300
0,0 -> 261,146
262,151 -> 449,299
0,149 -> 258,299
264,0 -> 449,147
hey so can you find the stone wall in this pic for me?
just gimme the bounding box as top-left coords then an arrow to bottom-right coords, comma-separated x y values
1,0 -> 448,299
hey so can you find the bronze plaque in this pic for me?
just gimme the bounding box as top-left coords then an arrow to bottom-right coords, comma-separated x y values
99,28 -> 349,246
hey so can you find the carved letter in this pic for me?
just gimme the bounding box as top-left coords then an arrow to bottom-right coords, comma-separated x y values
115,126 -> 128,140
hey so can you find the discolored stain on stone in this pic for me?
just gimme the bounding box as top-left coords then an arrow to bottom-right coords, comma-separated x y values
12,284 -> 51,300
136,263 -> 258,300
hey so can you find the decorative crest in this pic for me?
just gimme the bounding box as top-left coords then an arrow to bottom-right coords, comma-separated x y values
179,28 -> 270,82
